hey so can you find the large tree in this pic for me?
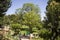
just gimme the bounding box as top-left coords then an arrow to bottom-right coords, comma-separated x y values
11,3 -> 42,35
44,0 -> 60,40
16,3 -> 41,33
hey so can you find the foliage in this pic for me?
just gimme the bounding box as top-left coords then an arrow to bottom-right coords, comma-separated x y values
10,23 -> 21,35
0,17 -> 3,25
14,3 -> 42,34
21,11 -> 42,33
43,0 -> 60,40
0,0 -> 60,40
0,29 -> 19,40
0,0 -> 11,40
0,0 -> 11,17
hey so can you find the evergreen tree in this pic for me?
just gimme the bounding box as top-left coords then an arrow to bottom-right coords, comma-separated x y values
44,0 -> 60,40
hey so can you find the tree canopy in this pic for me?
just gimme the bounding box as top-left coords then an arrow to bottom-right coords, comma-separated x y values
0,0 -> 11,17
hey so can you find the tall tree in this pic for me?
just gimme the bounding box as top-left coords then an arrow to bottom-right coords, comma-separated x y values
14,3 -> 42,34
44,0 -> 60,40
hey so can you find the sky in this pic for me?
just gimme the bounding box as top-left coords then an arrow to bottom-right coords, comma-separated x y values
6,0 -> 48,20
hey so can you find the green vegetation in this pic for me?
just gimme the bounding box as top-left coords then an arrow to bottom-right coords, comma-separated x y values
0,0 -> 60,40
43,0 -> 60,40
9,3 -> 42,36
0,0 -> 11,17
0,0 -> 11,40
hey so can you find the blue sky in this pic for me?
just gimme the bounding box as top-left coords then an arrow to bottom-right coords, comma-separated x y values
6,0 -> 48,20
